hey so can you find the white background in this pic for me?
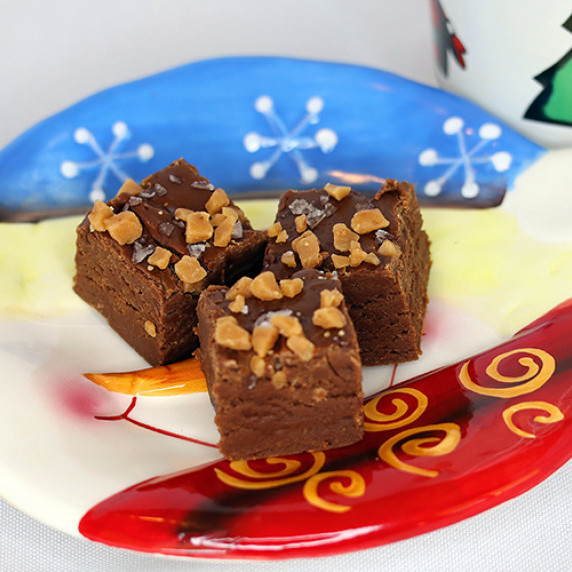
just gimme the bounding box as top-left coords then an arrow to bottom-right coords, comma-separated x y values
1,1 -> 571,571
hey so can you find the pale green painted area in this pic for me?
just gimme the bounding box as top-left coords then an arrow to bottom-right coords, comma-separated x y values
0,216 -> 84,318
1,201 -> 571,338
423,208 -> 572,335
0,200 -> 279,320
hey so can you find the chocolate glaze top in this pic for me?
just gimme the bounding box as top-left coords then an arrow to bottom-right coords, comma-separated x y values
263,181 -> 406,277
209,269 -> 357,353
80,159 -> 258,283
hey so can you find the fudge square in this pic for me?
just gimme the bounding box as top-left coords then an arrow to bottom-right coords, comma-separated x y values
263,180 -> 431,366
197,269 -> 363,460
73,159 -> 266,366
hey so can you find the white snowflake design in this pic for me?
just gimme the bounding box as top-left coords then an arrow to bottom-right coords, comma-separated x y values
243,95 -> 338,184
418,117 -> 512,199
60,121 -> 154,202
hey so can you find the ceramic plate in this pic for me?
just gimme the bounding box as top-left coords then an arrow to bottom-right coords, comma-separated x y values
0,57 -> 571,560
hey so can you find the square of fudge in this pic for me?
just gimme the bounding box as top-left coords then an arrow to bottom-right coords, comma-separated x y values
196,269 -> 363,460
73,159 -> 267,365
263,180 -> 430,366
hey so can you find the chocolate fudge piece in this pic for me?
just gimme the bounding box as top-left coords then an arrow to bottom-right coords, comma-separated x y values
73,159 -> 266,365
263,181 -> 430,366
197,269 -> 363,460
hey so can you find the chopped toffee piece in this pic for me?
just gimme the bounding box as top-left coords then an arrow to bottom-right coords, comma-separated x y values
73,159 -> 267,365
263,180 -> 430,366
197,269 -> 363,460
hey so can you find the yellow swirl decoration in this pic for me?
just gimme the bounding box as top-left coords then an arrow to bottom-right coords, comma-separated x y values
459,348 -> 556,398
303,470 -> 366,513
502,401 -> 564,439
214,452 -> 326,489
364,387 -> 428,432
378,423 -> 461,478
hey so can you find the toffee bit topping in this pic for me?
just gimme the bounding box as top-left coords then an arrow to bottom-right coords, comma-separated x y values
313,306 -> 347,329
286,335 -> 315,362
187,242 -> 206,258
225,276 -> 253,301
131,239 -> 155,264
252,324 -> 279,357
280,277 -> 304,298
276,229 -> 288,243
88,200 -> 114,232
267,222 -> 283,238
349,240 -> 368,267
271,370 -> 287,389
351,208 -> 390,234
378,239 -> 402,258
210,213 -> 225,227
185,212 -> 214,244
213,215 -> 235,247
324,182 -> 351,201
116,178 -> 142,197
104,211 -> 143,245
215,316 -> 251,351
281,250 -> 297,268
148,246 -> 172,269
364,252 -> 381,266
221,206 -> 239,222
333,223 -> 359,252
144,320 -> 157,338
292,230 -> 321,269
174,255 -> 207,287
320,289 -> 344,308
294,214 -> 307,233
331,253 -> 350,269
250,355 -> 267,378
174,207 -> 194,222
269,314 -> 303,338
205,188 -> 230,215
250,271 -> 283,301
228,294 -> 246,313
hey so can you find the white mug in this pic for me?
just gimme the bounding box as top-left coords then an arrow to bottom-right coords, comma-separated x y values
430,0 -> 572,148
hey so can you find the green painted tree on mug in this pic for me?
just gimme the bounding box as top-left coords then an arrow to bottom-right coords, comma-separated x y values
525,14 -> 572,126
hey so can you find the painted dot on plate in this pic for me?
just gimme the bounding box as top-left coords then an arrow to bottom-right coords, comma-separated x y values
479,123 -> 502,140
112,121 -> 129,138
243,133 -> 261,153
250,162 -> 267,179
461,181 -> 480,198
419,149 -> 438,166
424,181 -> 442,196
301,166 -> 318,183
138,144 -> 154,161
74,127 -> 91,144
255,95 -> 273,113
60,161 -> 79,179
491,151 -> 512,172
443,117 -> 464,135
89,188 -> 106,203
315,128 -> 338,152
306,96 -> 324,114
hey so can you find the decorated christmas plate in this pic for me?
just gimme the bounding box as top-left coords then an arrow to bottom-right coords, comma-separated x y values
0,57 -> 571,560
